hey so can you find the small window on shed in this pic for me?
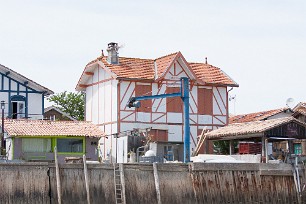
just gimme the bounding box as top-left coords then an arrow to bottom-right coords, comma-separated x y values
22,138 -> 51,153
57,138 -> 84,153
294,143 -> 302,155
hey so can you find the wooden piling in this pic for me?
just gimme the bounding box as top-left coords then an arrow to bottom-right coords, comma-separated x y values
83,155 -> 91,204
153,163 -> 162,204
54,146 -> 62,204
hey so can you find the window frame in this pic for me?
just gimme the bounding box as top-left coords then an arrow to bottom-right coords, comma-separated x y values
166,86 -> 183,113
22,137 -> 52,153
55,137 -> 85,155
198,87 -> 213,115
135,83 -> 152,113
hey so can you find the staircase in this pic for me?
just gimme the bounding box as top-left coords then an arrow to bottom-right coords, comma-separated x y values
114,163 -> 125,204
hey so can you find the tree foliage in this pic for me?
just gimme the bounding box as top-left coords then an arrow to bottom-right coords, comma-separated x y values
47,91 -> 85,121
214,140 -> 239,155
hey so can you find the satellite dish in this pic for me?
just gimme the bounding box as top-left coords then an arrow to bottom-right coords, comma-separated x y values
286,98 -> 294,108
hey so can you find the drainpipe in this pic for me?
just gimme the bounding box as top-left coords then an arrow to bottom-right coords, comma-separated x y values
227,87 -> 234,124
265,138 -> 269,163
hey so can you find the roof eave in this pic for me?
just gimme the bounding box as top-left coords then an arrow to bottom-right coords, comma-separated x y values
117,77 -> 154,82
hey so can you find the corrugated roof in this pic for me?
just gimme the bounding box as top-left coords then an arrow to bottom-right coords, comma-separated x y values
205,117 -> 305,140
229,108 -> 289,124
3,119 -> 105,138
76,52 -> 238,90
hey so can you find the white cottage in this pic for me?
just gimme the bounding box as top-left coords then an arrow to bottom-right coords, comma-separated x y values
0,64 -> 54,119
76,42 -> 238,162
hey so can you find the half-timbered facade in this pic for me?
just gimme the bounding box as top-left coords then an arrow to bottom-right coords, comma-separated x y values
76,43 -> 238,162
0,64 -> 53,119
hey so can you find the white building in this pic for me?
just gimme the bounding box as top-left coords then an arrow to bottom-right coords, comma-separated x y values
0,64 -> 53,119
76,42 -> 238,163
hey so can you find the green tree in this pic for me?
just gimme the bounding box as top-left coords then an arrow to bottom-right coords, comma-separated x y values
47,91 -> 85,121
214,140 -> 238,154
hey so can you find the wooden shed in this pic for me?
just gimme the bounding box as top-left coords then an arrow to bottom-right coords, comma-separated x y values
204,117 -> 306,162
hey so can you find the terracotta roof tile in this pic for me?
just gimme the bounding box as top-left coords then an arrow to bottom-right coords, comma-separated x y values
206,117 -> 305,140
100,57 -> 155,79
77,52 -> 238,90
3,119 -> 105,138
189,62 -> 238,86
229,108 -> 289,124
155,52 -> 178,77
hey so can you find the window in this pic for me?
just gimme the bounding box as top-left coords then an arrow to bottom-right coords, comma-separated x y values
198,87 -> 213,115
166,87 -> 182,113
11,95 -> 26,119
135,84 -> 152,112
57,138 -> 84,153
22,138 -> 51,153
149,129 -> 168,142
164,145 -> 174,161
294,143 -> 302,155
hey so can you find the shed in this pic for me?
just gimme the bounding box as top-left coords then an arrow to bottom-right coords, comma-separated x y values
205,117 -> 306,162
2,119 -> 105,163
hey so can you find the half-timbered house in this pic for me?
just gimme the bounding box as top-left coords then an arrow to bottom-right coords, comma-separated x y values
0,64 -> 53,119
76,42 -> 238,162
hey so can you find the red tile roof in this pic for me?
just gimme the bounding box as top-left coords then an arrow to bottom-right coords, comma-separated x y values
76,52 -> 238,90
229,108 -> 290,124
100,56 -> 155,79
155,52 -> 178,77
189,62 -> 237,86
3,119 -> 105,138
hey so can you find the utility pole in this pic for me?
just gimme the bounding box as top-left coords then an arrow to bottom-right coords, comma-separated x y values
127,77 -> 191,163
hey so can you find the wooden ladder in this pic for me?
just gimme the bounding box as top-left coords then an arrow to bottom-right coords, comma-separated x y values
114,163 -> 124,204
193,128 -> 208,156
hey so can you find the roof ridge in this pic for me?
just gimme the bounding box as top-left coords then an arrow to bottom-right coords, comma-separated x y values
0,64 -> 54,95
4,119 -> 91,123
233,107 -> 288,117
154,52 -> 179,61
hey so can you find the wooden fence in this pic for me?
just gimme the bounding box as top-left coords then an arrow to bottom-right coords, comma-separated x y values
0,162 -> 305,204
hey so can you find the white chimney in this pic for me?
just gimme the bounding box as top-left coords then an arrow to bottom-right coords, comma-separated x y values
106,42 -> 119,64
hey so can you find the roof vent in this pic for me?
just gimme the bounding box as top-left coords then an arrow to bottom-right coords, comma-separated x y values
107,42 -> 119,64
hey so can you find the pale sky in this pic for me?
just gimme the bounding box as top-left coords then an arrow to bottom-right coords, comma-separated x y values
0,0 -> 305,114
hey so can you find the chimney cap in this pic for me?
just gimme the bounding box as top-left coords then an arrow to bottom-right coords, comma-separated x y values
108,42 -> 118,48
106,42 -> 119,64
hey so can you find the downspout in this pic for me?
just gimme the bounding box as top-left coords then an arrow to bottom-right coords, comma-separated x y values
227,87 -> 234,125
117,80 -> 121,135
265,138 -> 268,163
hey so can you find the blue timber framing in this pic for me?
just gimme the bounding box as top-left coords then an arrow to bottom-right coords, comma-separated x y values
0,72 -> 45,118
127,77 -> 191,163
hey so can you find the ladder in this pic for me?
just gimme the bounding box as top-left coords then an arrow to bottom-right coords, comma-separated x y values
114,163 -> 125,204
193,128 -> 208,156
